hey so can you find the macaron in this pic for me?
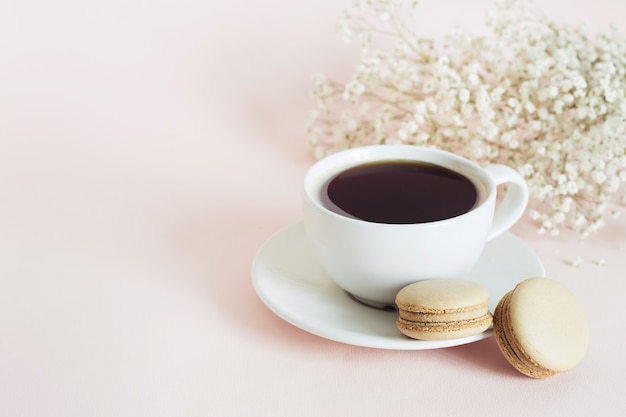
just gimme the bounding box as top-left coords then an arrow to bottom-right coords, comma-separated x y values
395,279 -> 493,340
493,277 -> 589,378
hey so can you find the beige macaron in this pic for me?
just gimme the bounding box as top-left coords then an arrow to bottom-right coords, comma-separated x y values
493,277 -> 589,378
395,279 -> 493,340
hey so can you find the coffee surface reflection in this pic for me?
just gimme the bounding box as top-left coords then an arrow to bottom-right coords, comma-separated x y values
324,160 -> 478,224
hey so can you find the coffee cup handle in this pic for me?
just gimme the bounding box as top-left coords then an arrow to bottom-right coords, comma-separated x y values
484,164 -> 529,241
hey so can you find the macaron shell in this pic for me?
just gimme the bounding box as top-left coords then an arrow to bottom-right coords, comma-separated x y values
509,277 -> 589,372
493,291 -> 557,378
493,278 -> 589,378
396,279 -> 490,312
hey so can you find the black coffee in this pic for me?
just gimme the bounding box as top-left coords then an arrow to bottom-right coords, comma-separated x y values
324,160 -> 478,224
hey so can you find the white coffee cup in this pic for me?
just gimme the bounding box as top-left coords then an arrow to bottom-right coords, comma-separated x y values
302,145 -> 528,308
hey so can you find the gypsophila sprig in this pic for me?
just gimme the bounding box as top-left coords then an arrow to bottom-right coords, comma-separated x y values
306,0 -> 626,238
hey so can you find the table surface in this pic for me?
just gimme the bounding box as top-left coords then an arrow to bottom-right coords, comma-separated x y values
2,0 -> 626,416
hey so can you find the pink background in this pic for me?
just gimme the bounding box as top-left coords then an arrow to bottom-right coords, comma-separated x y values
1,0 -> 625,415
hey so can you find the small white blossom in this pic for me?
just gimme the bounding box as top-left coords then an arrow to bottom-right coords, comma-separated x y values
519,163 -> 534,177
524,102 -> 536,114
468,73 -> 480,85
553,100 -> 564,114
458,88 -> 470,103
530,120 -> 542,131
529,209 -> 541,221
566,181 -> 579,194
592,170 -> 607,184
553,211 -> 566,224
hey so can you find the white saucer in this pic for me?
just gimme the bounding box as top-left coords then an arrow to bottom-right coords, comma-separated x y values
252,222 -> 545,350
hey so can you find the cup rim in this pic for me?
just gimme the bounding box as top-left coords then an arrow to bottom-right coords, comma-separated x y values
303,145 -> 495,227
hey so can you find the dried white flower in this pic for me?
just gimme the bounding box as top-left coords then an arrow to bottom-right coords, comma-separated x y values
307,0 -> 626,238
